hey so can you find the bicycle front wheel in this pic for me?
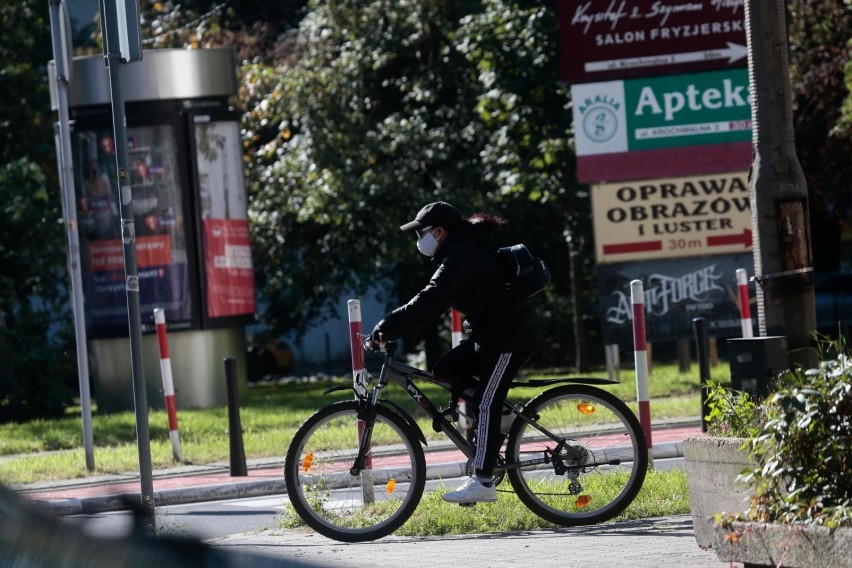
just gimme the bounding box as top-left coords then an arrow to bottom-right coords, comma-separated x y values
506,385 -> 647,526
284,400 -> 426,542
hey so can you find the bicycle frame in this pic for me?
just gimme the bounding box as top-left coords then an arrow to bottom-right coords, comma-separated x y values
350,343 -> 607,477
354,350 -> 476,466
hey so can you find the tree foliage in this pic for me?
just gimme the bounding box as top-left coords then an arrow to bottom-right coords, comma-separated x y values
239,0 -> 594,367
0,159 -> 75,421
0,2 -> 76,420
0,1 -> 55,167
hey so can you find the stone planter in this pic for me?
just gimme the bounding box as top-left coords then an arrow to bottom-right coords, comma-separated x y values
682,435 -> 753,549
709,521 -> 852,568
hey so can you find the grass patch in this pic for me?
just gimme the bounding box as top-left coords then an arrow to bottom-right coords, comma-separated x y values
278,468 -> 690,536
0,361 -> 716,485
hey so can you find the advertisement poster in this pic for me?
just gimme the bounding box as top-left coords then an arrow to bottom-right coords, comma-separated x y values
597,254 -> 753,345
557,0 -> 747,84
194,119 -> 257,319
592,171 -> 752,263
571,68 -> 752,182
74,125 -> 192,333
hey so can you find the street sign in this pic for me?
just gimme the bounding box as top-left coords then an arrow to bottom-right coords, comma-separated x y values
114,0 -> 143,63
591,171 -> 753,263
557,0 -> 747,84
572,68 -> 752,182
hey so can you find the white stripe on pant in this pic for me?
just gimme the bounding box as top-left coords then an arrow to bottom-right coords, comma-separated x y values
474,352 -> 512,473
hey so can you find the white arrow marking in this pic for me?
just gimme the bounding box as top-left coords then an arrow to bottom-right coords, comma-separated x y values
585,42 -> 747,73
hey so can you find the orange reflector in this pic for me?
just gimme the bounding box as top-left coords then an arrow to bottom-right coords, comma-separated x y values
574,495 -> 592,508
577,402 -> 595,415
302,452 -> 314,473
386,479 -> 397,494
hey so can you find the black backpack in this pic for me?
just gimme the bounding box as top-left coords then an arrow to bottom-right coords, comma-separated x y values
497,244 -> 551,298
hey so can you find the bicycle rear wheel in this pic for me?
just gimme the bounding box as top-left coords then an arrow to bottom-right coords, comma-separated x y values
284,400 -> 426,542
506,385 -> 647,526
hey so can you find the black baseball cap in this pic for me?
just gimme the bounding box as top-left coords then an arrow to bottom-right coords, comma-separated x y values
400,201 -> 462,232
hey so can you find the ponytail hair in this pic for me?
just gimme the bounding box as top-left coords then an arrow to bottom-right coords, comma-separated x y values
466,212 -> 504,246
467,212 -> 504,229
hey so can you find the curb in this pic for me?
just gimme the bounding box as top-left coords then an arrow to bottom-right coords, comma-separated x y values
32,440 -> 686,516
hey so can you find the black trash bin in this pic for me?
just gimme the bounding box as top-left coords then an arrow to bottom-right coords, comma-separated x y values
727,336 -> 789,399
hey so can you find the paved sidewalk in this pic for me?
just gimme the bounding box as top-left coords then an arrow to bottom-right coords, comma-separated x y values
210,515 -> 735,567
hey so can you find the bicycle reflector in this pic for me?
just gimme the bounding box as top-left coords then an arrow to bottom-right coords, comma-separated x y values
386,479 -> 397,494
302,452 -> 314,473
577,402 -> 596,415
574,495 -> 592,508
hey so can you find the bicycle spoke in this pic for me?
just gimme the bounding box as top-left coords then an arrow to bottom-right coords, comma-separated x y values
506,385 -> 647,525
285,401 -> 425,542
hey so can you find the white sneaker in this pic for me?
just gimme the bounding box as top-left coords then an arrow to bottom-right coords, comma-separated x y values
442,475 -> 497,504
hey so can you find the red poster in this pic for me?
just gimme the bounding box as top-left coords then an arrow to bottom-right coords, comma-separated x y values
87,235 -> 173,271
203,219 -> 257,318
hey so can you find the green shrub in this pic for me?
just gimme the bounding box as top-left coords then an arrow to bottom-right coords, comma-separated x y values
704,380 -> 768,439
740,354 -> 852,528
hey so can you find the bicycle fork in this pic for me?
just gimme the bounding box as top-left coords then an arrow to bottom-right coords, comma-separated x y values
351,399 -> 378,504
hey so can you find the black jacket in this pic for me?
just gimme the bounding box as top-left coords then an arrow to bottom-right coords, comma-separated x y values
376,223 -> 542,353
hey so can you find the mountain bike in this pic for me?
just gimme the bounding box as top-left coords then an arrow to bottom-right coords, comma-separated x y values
284,340 -> 648,542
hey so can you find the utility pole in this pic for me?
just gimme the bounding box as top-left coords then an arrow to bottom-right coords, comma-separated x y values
744,0 -> 817,369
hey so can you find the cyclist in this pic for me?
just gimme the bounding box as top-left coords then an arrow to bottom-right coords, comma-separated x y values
368,201 -> 542,504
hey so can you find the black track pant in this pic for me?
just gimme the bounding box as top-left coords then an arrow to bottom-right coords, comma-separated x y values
433,339 -> 533,478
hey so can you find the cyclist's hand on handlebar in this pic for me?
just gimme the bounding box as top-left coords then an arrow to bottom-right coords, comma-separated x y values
364,329 -> 386,352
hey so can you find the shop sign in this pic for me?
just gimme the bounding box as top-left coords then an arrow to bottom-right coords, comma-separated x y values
592,171 -> 752,262
597,253 -> 752,345
557,0 -> 747,84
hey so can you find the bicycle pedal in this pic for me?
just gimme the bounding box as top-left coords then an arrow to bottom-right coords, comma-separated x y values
457,502 -> 477,508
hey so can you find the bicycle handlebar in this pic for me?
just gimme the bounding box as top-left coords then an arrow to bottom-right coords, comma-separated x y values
363,337 -> 397,357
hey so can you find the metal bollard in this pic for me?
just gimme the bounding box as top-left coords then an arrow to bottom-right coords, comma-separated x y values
224,357 -> 247,476
693,317 -> 711,432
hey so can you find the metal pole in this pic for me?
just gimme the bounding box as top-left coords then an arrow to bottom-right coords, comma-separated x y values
224,357 -> 247,476
48,0 -> 95,472
693,317 -> 711,432
98,0 -> 154,517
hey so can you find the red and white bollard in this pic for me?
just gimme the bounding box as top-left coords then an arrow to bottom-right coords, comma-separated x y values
347,299 -> 365,386
451,309 -> 463,348
630,280 -> 653,468
450,309 -> 468,431
154,308 -> 182,462
347,299 -> 374,502
736,268 -> 754,339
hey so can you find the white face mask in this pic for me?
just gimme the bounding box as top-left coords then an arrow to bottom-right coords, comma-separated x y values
416,230 -> 439,257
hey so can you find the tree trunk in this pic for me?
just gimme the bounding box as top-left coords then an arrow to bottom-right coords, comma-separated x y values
745,0 -> 817,369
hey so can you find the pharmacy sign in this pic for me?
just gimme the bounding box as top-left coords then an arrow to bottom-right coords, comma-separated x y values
572,68 -> 752,182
